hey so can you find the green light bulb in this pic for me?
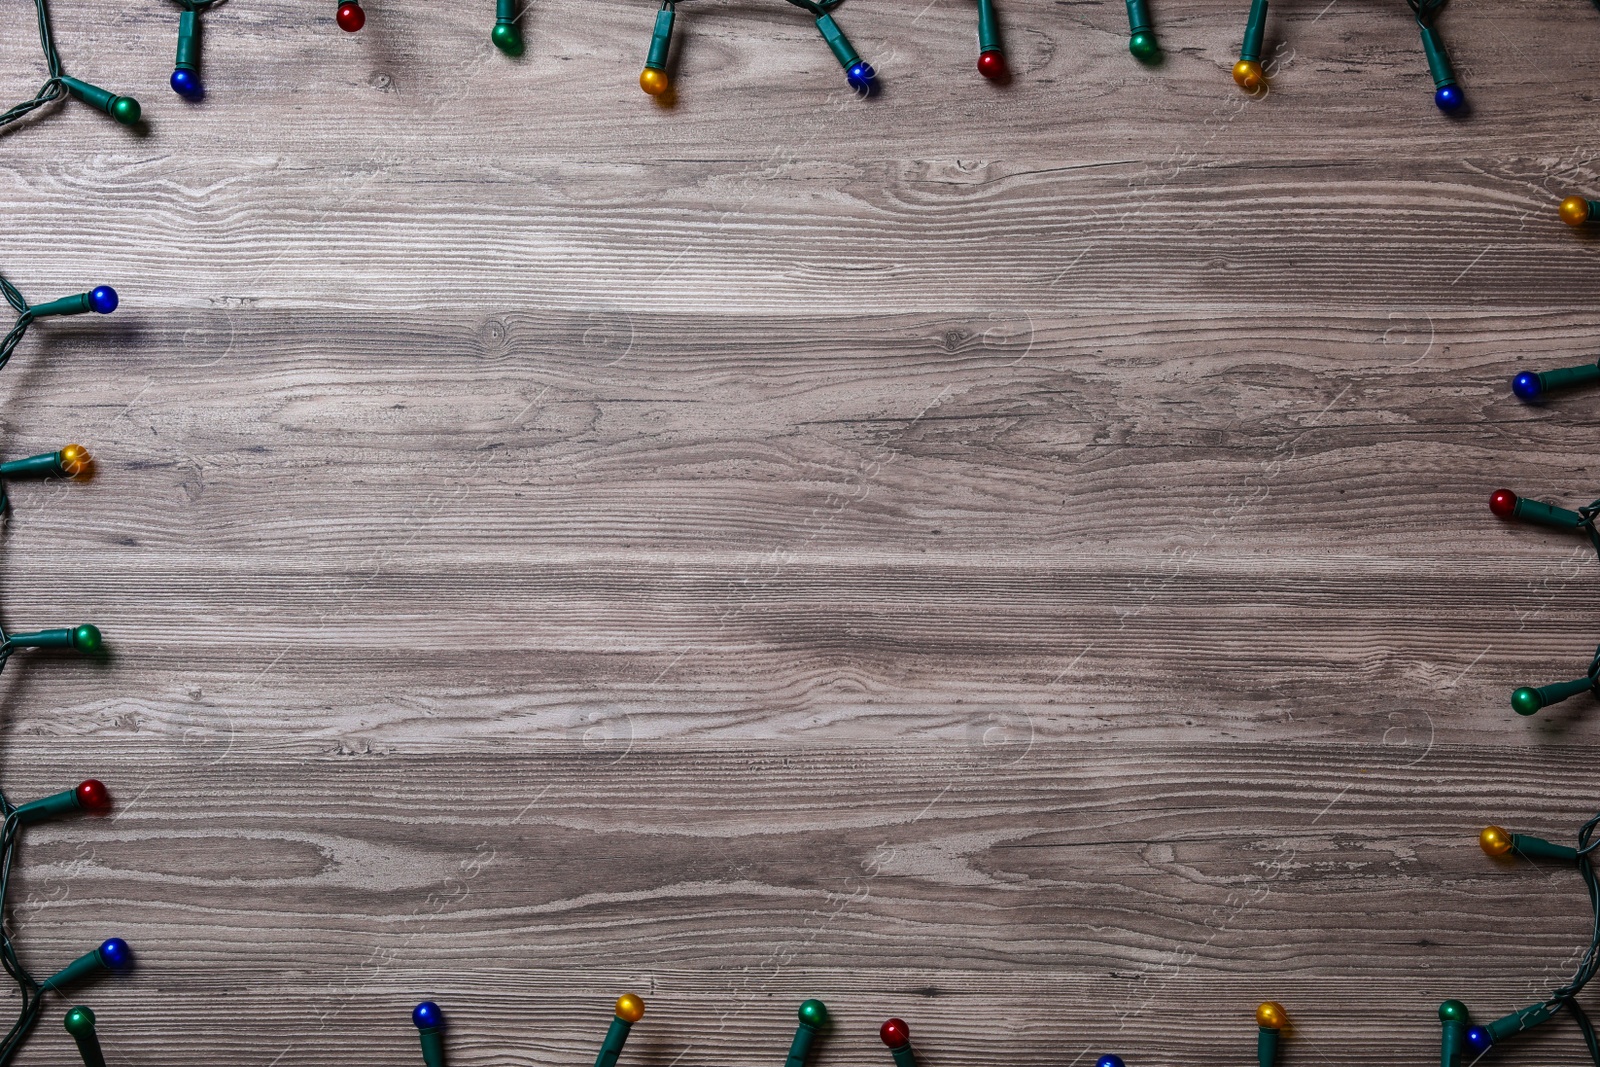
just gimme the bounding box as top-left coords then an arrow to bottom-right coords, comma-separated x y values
71,625 -> 103,654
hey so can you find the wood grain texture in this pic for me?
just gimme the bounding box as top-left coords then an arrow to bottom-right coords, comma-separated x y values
2,0 -> 1600,1062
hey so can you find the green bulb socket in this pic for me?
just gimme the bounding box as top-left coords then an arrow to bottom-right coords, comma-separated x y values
1529,362 -> 1600,396
0,450 -> 67,477
1511,676 -> 1591,715
889,1044 -> 916,1067
1485,1002 -> 1557,1043
977,0 -> 1000,54
1510,495 -> 1586,530
27,292 -> 95,318
418,1025 -> 445,1067
1438,1000 -> 1469,1067
12,788 -> 83,826
1510,833 -> 1580,862
176,9 -> 200,71
64,1006 -> 105,1067
814,14 -> 861,69
646,6 -> 674,71
1418,24 -> 1454,90
492,0 -> 524,56
1257,1024 -> 1280,1067
60,77 -> 140,127
593,1016 -> 633,1067
42,947 -> 109,992
1240,0 -> 1268,62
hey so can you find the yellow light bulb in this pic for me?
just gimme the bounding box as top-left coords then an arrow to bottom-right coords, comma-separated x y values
1559,196 -> 1591,228
1233,60 -> 1264,90
1256,1002 -> 1287,1030
615,993 -> 645,1023
59,444 -> 92,478
640,68 -> 670,97
1479,825 -> 1513,856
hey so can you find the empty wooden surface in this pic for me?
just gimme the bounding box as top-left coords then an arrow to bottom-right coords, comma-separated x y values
2,0 -> 1600,1063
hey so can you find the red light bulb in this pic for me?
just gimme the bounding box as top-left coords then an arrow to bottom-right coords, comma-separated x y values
1489,489 -> 1518,518
880,1019 -> 910,1049
75,779 -> 111,813
336,1 -> 365,32
977,50 -> 1007,80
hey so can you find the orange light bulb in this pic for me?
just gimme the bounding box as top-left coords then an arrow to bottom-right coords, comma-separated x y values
1256,1002 -> 1287,1030
1233,60 -> 1264,90
615,993 -> 645,1023
1479,825 -> 1513,856
59,444 -> 92,478
640,68 -> 670,96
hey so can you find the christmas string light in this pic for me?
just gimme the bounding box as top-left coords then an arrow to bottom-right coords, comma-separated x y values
640,0 -> 679,96
1408,0 -> 1462,111
493,0 -> 526,55
784,0 -> 877,94
413,1001 -> 445,1067
167,0 -> 225,101
1444,815 -> 1600,1065
1231,0 -> 1461,109
975,0 -> 1007,80
0,270 -> 125,1066
1,0 -> 140,132
62,1007 -> 104,1067
1487,486 -> 1600,715
1125,0 -> 1158,62
337,0 -> 365,32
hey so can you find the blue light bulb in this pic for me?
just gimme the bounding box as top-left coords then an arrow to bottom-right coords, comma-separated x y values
88,287 -> 118,315
1465,1027 -> 1493,1054
413,1001 -> 443,1029
170,68 -> 203,100
97,937 -> 132,969
1512,371 -> 1542,402
1096,1057 -> 1126,1067
1435,84 -> 1463,112
846,60 -> 876,94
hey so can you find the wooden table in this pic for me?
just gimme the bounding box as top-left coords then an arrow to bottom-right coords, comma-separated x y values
1,0 -> 1598,1062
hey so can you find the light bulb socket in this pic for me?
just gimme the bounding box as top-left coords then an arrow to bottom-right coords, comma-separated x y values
1240,0 -> 1268,63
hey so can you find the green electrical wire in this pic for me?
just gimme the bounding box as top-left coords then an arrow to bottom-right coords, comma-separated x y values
781,0 -> 842,15
1,0 -> 140,131
0,1 -> 66,133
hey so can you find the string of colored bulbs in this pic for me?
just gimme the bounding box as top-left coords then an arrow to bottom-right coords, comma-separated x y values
395,996 -> 1292,1067
0,0 -> 1543,119
0,271 -> 126,1066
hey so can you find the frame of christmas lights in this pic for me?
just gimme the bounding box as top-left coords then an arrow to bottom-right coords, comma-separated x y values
1230,0 -> 1462,111
2,0 -> 140,134
0,271 -> 129,1066
388,995 -> 1297,1067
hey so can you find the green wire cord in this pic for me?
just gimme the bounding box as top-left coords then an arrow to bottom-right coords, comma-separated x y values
0,1 -> 65,134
